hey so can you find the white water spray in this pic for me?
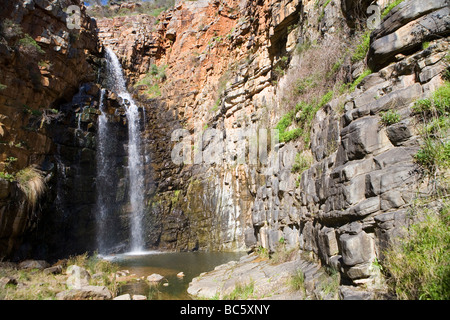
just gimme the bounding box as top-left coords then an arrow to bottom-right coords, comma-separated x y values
104,47 -> 146,252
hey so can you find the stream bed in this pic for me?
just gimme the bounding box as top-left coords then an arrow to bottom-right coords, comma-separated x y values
106,251 -> 246,299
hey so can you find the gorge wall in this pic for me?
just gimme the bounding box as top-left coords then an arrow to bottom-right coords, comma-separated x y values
96,0 -> 449,287
0,0 -> 449,293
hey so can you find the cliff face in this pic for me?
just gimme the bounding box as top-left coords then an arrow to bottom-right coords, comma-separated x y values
0,0 -> 448,293
95,0 -> 449,288
0,0 -> 102,259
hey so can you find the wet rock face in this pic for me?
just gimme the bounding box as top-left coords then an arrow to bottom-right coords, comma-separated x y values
0,0 -> 101,260
16,82 -> 130,260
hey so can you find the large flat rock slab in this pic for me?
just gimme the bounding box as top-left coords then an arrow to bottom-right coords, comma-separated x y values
187,252 -> 326,300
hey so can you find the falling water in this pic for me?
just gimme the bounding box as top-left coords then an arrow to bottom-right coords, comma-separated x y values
95,88 -> 111,253
104,47 -> 146,252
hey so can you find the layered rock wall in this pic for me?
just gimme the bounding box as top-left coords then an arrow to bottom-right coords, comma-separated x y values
95,0 -> 449,287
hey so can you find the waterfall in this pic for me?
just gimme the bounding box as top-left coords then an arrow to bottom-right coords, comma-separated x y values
102,47 -> 146,253
95,88 -> 111,253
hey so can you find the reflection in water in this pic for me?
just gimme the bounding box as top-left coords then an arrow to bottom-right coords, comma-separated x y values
109,251 -> 246,300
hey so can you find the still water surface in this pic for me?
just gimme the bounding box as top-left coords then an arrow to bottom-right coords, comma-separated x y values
107,251 -> 246,299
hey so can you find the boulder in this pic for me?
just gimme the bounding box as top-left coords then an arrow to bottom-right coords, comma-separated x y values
18,260 -> 50,270
339,285 -> 374,300
365,163 -> 417,197
66,265 -> 91,289
339,231 -> 375,267
43,265 -> 63,275
146,273 -> 164,283
339,116 -> 390,162
56,285 -> 112,300
113,294 -> 132,300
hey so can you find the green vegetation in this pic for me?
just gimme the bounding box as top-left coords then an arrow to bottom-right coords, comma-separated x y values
16,34 -> 45,55
351,31 -> 371,62
0,171 -> 14,182
422,42 -> 431,50
256,246 -> 270,259
38,60 -> 52,69
383,203 -> 450,300
0,83 -> 7,90
134,64 -> 167,98
412,82 -> 450,115
0,253 -> 120,300
210,98 -> 220,112
315,267 -> 340,299
275,111 -> 303,143
223,281 -> 255,300
414,139 -> 449,174
380,109 -> 401,126
275,89 -> 335,144
349,69 -> 372,92
295,75 -> 318,95
0,19 -> 23,39
382,81 -> 449,300
15,167 -> 46,206
412,81 -> 450,174
86,0 -> 175,19
291,152 -> 313,174
288,269 -> 306,294
381,0 -> 406,19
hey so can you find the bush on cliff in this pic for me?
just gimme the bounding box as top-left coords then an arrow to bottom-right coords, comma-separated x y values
383,80 -> 450,300
383,202 -> 450,300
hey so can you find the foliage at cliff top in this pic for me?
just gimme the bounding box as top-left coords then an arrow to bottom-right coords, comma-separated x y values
86,0 -> 175,18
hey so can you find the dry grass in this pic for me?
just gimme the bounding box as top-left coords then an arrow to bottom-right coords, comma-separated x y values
0,266 -> 67,300
0,253 -> 120,300
15,166 -> 46,208
278,35 -> 349,116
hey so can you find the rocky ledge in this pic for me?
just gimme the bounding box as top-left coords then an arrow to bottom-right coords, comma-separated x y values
187,251 -> 385,300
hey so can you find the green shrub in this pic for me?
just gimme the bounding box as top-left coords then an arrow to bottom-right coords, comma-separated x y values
291,152 -> 313,173
289,269 -> 306,293
422,116 -> 450,136
256,246 -> 269,259
413,82 -> 450,116
134,65 -> 167,98
412,98 -> 433,114
16,34 -> 45,54
275,111 -> 299,143
0,171 -> 14,182
295,75 -> 318,95
0,83 -> 7,90
432,82 -> 450,113
318,90 -> 333,107
349,69 -> 372,92
422,42 -> 431,50
351,31 -> 371,62
413,81 -> 450,174
383,203 -> 450,300
223,281 -> 255,300
381,0 -> 406,18
415,139 -> 450,174
380,109 -> 401,126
